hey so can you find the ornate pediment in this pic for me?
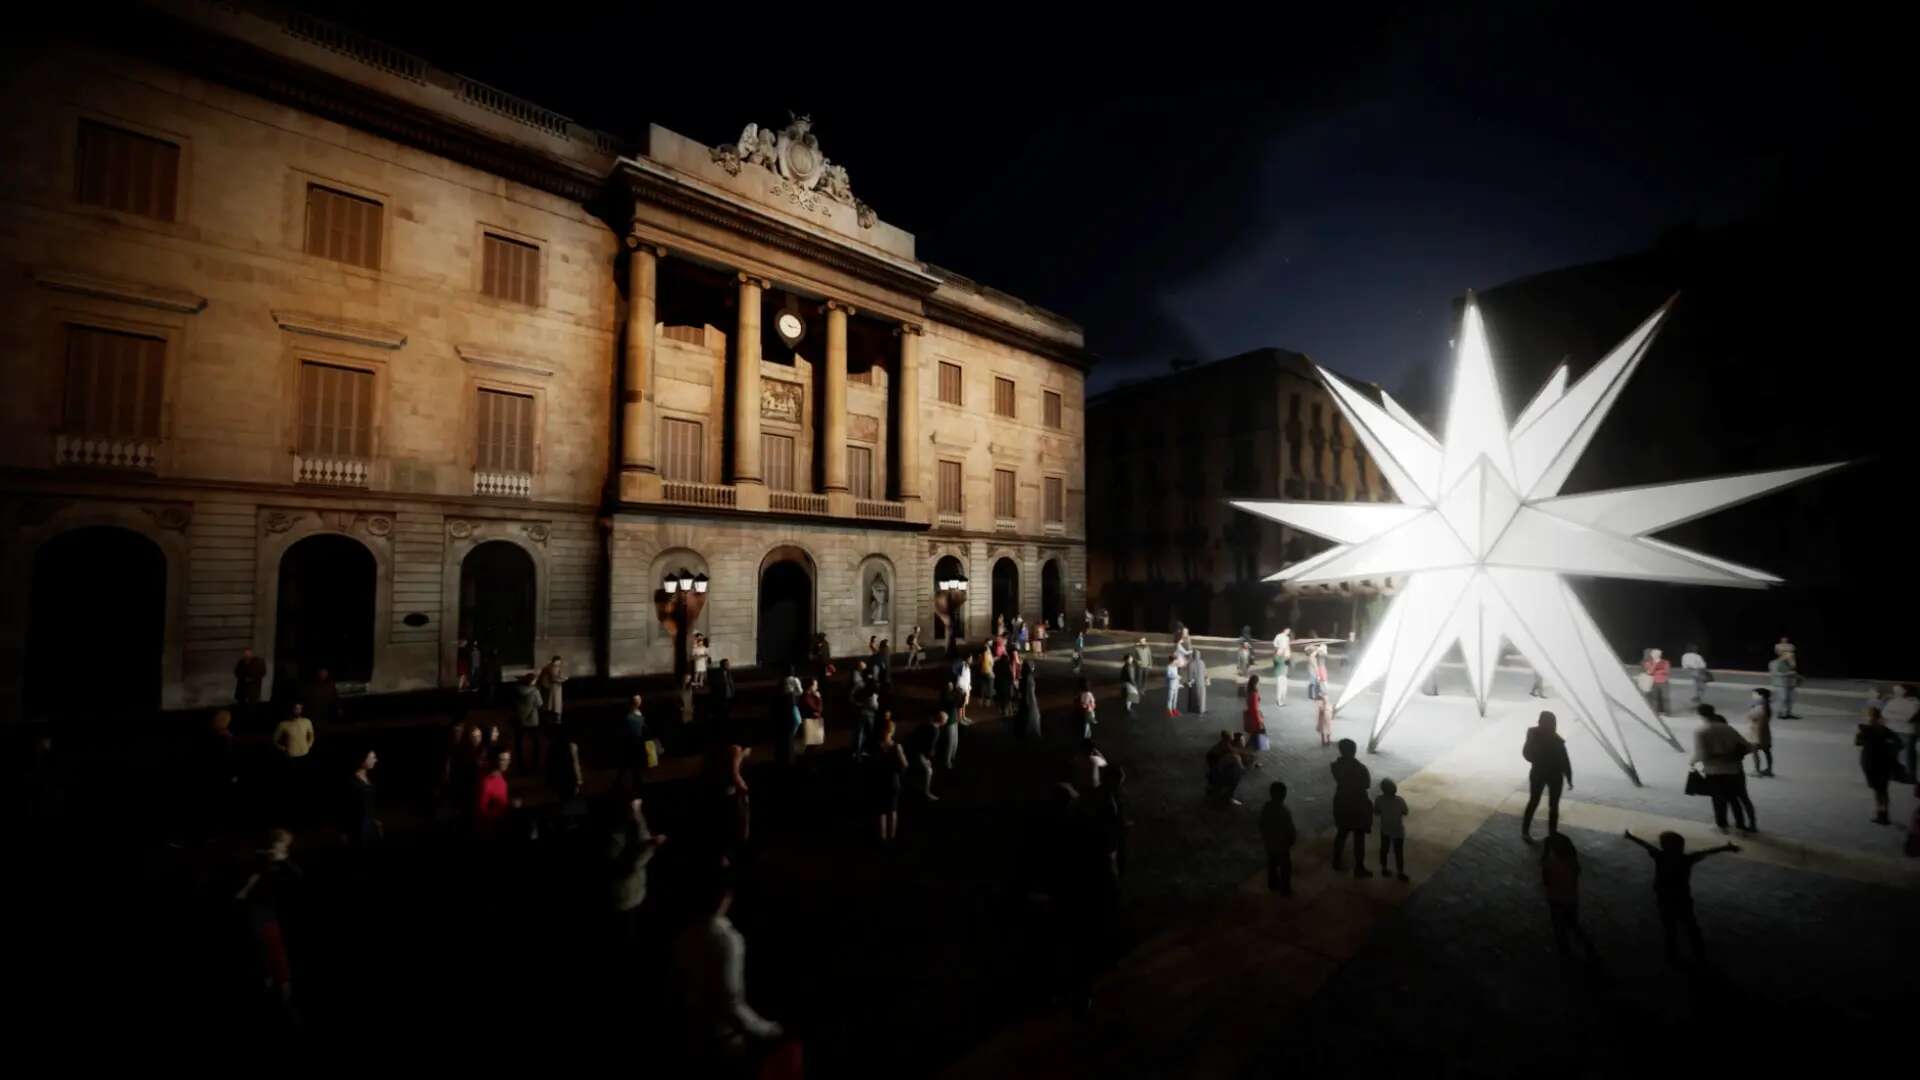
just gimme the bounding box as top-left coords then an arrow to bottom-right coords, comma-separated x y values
711,114 -> 875,229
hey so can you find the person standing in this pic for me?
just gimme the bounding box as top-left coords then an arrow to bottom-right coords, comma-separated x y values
233,647 -> 266,729
474,748 -> 512,839
607,798 -> 666,945
905,627 -> 922,669
1680,644 -> 1711,707
938,691 -> 962,770
1243,674 -> 1267,751
1235,638 -> 1252,690
690,633 -> 710,689
1623,829 -> 1738,966
851,686 -> 879,759
799,679 -> 824,755
1330,739 -> 1373,877
303,667 -> 340,726
1375,778 -> 1410,881
909,712 -> 942,802
342,749 -> 380,847
1857,705 -> 1904,825
993,647 -> 1014,717
1271,628 -> 1292,704
623,694 -> 651,790
954,652 -> 973,722
1521,711 -> 1574,841
510,672 -> 542,774
1691,705 -> 1756,833
1022,663 -> 1044,739
1881,684 -> 1919,786
1134,637 -> 1154,689
770,684 -> 800,769
273,703 -> 316,761
871,718 -> 908,844
1641,648 -> 1671,717
1260,781 -> 1297,895
1076,676 -> 1097,739
1768,651 -> 1801,719
1164,656 -> 1182,717
536,655 -> 567,727
1306,644 -> 1329,704
675,874 -> 784,1062
1070,738 -> 1108,794
1315,684 -> 1334,748
1540,833 -> 1598,963
546,726 -> 584,804
711,658 -> 736,733
1747,688 -> 1775,777
1121,652 -> 1142,717
1034,619 -> 1047,656
1187,648 -> 1209,715
875,639 -> 893,690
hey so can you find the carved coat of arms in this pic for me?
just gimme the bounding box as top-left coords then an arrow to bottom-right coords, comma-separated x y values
711,114 -> 875,228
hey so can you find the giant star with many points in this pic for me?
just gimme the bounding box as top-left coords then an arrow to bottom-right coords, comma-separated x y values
1232,298 -> 1842,783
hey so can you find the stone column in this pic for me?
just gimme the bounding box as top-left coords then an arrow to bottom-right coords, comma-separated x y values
822,301 -> 851,511
619,240 -> 665,501
896,323 -> 925,520
732,273 -> 767,507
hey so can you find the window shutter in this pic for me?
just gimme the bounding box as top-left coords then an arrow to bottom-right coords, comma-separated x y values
1045,477 -> 1065,523
62,325 -> 165,438
299,362 -> 374,458
659,417 -> 703,482
994,377 -> 1016,418
482,233 -> 541,305
1044,390 -> 1062,429
939,460 -> 963,514
305,185 -> 383,269
994,469 -> 1016,519
848,445 -> 873,499
75,121 -> 180,222
763,433 -> 796,491
938,362 -> 962,405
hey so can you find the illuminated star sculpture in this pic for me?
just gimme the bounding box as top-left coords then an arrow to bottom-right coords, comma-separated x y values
1232,297 -> 1843,784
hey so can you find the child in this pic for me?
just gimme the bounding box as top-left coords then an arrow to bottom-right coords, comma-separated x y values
1260,781 -> 1297,895
1540,833 -> 1598,962
1315,687 -> 1334,747
1374,778 -> 1410,880
1623,829 -> 1738,965
1077,677 -> 1098,739
1166,657 -> 1183,717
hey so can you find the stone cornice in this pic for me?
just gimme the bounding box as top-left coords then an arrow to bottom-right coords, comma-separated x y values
33,268 -> 209,314
923,296 -> 1097,372
111,7 -> 606,204
455,344 -> 555,378
617,161 -> 943,300
272,310 -> 407,349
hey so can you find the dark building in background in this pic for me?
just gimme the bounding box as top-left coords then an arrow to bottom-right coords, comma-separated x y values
1404,214 -> 1916,678
1086,350 -> 1395,638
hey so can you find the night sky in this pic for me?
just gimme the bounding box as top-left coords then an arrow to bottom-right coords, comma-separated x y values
298,3 -> 1883,397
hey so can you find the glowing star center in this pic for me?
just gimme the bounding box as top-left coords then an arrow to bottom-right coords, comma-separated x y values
1228,295 -> 1844,786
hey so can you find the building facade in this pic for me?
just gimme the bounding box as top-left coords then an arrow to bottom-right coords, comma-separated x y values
1085,349 -> 1392,638
0,1 -> 1088,721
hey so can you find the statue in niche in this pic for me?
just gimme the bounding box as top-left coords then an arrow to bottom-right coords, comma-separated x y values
867,573 -> 890,625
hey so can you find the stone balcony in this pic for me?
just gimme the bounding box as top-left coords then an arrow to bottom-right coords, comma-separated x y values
640,474 -> 923,524
473,469 -> 533,498
296,453 -> 371,488
768,490 -> 829,515
659,480 -> 738,508
54,433 -> 158,471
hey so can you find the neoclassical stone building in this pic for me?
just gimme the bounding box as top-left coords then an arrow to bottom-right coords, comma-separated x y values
0,1 -> 1088,721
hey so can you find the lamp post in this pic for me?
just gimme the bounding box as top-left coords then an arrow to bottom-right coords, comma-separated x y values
659,567 -> 710,677
936,573 -> 969,648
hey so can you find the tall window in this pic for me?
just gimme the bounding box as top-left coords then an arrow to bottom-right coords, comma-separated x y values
1043,390 -> 1063,429
1044,476 -> 1065,524
62,325 -> 165,438
75,121 -> 179,222
848,445 -> 874,499
938,362 -> 963,405
298,361 -> 375,459
994,377 -> 1016,418
994,468 -> 1016,520
481,233 -> 541,306
659,417 -> 703,482
938,460 -> 963,515
305,184 -> 383,269
475,388 -> 534,474
762,433 -> 796,491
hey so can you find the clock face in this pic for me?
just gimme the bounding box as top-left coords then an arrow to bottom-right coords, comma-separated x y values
776,312 -> 805,346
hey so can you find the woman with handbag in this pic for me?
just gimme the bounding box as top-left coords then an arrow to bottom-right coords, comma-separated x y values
1243,674 -> 1268,752
1690,705 -> 1756,833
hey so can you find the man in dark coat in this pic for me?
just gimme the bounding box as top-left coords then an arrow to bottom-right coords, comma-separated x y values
233,648 -> 267,728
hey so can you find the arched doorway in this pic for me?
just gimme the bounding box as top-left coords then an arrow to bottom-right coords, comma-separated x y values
24,527 -> 166,720
460,541 -> 536,668
757,546 -> 814,668
1041,559 -> 1064,628
991,557 -> 1019,633
933,554 -> 966,641
276,534 -> 375,688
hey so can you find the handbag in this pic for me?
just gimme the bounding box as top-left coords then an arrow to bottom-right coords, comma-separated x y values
1252,732 -> 1271,752
1683,769 -> 1709,796
802,715 -> 826,747
1634,672 -> 1654,694
644,739 -> 662,768
1308,680 -> 1323,701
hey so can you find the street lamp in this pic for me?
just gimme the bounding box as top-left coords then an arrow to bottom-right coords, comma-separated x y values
658,567 -> 710,676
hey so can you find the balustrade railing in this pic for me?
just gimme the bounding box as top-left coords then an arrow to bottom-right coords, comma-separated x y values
855,499 -> 907,521
660,480 -> 737,508
296,454 -> 370,487
769,491 -> 828,514
54,433 -> 158,471
473,470 -> 533,498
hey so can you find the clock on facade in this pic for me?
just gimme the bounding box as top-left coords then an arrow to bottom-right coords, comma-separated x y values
775,311 -> 806,348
